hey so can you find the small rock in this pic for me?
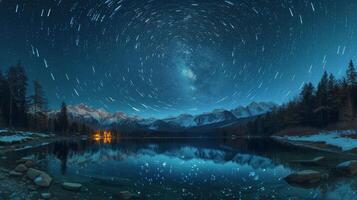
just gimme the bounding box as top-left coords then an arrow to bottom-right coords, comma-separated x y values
27,185 -> 36,191
285,170 -> 321,185
62,182 -> 82,192
336,160 -> 357,176
117,191 -> 140,200
26,168 -> 43,180
34,173 -> 52,187
24,160 -> 36,168
9,171 -> 22,177
14,164 -> 28,173
291,156 -> 326,165
41,192 -> 52,199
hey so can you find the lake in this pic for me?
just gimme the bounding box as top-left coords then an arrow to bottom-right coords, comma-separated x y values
1,137 -> 357,200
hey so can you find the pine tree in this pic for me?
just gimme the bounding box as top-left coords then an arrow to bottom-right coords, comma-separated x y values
30,80 -> 47,113
70,122 -> 79,133
58,102 -> 69,133
317,71 -> 329,103
29,80 -> 48,130
341,77 -> 348,89
299,83 -> 316,126
7,63 -> 28,127
327,73 -> 339,123
315,71 -> 329,126
346,60 -> 357,117
0,70 -> 10,126
346,60 -> 357,86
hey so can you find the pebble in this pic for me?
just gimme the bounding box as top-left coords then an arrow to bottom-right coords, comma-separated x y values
62,182 -> 82,192
41,192 -> 52,199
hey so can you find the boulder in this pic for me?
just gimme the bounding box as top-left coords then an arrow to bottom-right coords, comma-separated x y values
26,168 -> 52,187
62,182 -> 82,192
285,170 -> 321,185
34,173 -> 52,187
26,168 -> 43,180
117,191 -> 140,200
336,160 -> 357,176
14,164 -> 28,173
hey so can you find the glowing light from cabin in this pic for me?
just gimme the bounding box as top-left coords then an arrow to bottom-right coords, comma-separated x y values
93,130 -> 113,143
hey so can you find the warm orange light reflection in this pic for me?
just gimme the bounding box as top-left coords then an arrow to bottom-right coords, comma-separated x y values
93,130 -> 113,143
94,132 -> 101,141
103,131 -> 112,143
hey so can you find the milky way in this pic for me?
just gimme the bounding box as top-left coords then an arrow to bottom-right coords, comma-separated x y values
0,0 -> 356,118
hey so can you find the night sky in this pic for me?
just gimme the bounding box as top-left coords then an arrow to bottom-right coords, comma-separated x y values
0,0 -> 356,118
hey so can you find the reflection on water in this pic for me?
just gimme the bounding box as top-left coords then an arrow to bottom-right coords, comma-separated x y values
93,130 -> 113,144
6,138 -> 357,199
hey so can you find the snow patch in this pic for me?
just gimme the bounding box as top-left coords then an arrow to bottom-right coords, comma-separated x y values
285,130 -> 357,151
0,135 -> 31,143
0,130 -> 49,144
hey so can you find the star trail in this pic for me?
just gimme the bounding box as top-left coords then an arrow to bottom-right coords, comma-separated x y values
0,0 -> 356,118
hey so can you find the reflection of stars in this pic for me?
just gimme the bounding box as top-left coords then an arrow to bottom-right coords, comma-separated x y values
190,86 -> 196,92
183,49 -> 191,55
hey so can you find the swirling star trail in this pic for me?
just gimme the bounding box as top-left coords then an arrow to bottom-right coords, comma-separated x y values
0,0 -> 356,117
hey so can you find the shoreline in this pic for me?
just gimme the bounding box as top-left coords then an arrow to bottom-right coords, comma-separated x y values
0,130 -> 356,199
271,131 -> 357,157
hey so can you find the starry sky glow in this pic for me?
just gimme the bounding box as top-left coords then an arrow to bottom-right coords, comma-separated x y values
1,0 -> 357,118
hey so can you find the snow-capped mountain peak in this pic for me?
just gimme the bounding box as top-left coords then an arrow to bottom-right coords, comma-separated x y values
49,102 -> 277,130
231,101 -> 277,119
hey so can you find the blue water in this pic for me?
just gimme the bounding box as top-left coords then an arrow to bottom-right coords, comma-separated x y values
5,138 -> 357,200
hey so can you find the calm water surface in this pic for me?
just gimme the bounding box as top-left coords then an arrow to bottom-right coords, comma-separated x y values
2,137 -> 357,200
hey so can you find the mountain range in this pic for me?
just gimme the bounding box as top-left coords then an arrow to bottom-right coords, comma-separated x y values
49,102 -> 277,132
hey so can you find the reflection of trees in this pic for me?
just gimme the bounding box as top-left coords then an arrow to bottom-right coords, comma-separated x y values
47,138 -> 357,198
59,138 -> 278,169
49,138 -> 339,171
53,141 -> 84,174
53,142 -> 69,174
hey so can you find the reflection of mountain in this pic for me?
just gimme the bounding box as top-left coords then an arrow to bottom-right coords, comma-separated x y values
48,102 -> 277,132
233,154 -> 275,169
65,144 -> 278,170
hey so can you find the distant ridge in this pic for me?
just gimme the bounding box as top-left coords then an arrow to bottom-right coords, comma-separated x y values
48,102 -> 278,131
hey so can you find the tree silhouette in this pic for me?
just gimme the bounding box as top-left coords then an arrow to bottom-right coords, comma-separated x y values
29,80 -> 48,130
0,70 -> 10,126
299,82 -> 315,126
346,60 -> 356,87
58,102 -> 69,133
7,62 -> 28,127
247,60 -> 357,136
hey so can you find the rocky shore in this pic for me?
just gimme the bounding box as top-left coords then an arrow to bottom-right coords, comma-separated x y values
0,155 -> 85,200
0,131 -> 141,200
284,158 -> 357,187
